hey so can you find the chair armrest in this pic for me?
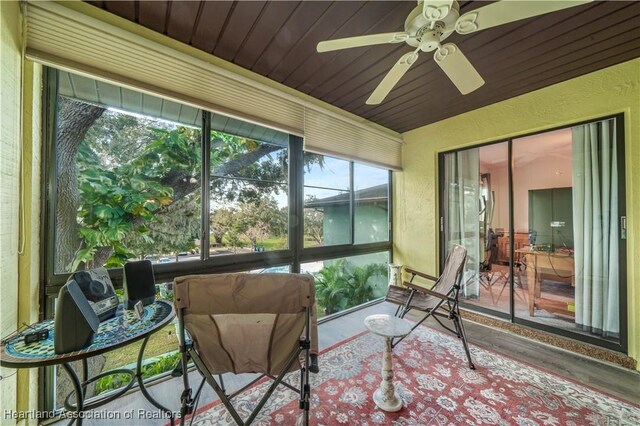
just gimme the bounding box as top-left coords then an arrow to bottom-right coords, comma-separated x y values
404,267 -> 438,282
403,281 -> 450,301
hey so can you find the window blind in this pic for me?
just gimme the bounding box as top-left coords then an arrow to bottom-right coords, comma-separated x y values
25,1 -> 403,170
304,108 -> 403,170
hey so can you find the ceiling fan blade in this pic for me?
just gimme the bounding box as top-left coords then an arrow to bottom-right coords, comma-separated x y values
422,0 -> 454,21
317,32 -> 409,53
434,43 -> 484,95
455,0 -> 592,35
366,51 -> 419,105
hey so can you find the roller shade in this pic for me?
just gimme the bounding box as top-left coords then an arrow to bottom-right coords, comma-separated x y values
26,1 -> 303,136
25,1 -> 403,170
304,108 -> 403,170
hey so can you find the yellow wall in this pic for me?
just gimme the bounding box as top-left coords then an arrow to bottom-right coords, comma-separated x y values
396,58 -> 640,368
1,0 -> 41,420
17,59 -> 42,416
0,0 -> 24,417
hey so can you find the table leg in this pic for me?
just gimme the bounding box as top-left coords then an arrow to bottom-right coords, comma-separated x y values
62,363 -> 84,426
373,337 -> 402,412
137,335 -> 175,426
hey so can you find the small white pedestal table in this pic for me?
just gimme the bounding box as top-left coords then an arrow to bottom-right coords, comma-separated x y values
364,314 -> 412,412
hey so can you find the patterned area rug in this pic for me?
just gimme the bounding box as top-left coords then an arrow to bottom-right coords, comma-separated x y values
182,326 -> 640,425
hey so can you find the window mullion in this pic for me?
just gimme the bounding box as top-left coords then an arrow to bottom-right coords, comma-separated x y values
349,161 -> 355,245
290,135 -> 304,273
201,111 -> 211,261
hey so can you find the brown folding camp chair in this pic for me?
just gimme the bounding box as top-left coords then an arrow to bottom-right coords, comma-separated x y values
174,273 -> 318,425
385,244 -> 475,369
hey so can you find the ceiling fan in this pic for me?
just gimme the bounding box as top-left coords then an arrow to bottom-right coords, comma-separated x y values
316,0 -> 591,105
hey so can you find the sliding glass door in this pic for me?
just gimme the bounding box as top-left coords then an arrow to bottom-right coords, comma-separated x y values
440,115 -> 626,350
442,143 -> 510,314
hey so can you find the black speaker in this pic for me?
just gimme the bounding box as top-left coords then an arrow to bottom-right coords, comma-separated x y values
123,260 -> 156,310
68,268 -> 118,321
54,280 -> 100,354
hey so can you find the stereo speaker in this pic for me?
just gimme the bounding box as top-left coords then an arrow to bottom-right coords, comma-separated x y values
54,280 -> 100,354
124,260 -> 156,310
67,267 -> 118,321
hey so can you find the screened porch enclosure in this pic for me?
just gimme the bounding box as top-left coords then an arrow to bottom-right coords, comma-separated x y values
41,67 -> 394,413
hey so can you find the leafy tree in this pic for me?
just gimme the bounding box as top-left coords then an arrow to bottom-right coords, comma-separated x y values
55,98 -> 106,272
223,227 -> 246,254
74,125 -> 199,269
303,200 -> 324,245
210,208 -> 237,245
127,194 -> 200,260
236,197 -> 287,249
55,97 -> 321,272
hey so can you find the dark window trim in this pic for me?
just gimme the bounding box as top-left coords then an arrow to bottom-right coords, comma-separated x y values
438,113 -> 627,354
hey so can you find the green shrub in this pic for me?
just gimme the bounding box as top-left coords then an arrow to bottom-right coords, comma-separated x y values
314,261 -> 388,315
94,351 -> 181,395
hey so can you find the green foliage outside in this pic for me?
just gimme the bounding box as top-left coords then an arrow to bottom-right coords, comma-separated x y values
259,236 -> 287,251
95,352 -> 181,395
68,107 -> 314,270
98,287 -> 177,395
314,260 -> 388,315
57,98 -> 332,272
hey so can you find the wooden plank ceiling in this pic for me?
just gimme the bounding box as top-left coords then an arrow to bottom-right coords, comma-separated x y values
85,1 -> 640,133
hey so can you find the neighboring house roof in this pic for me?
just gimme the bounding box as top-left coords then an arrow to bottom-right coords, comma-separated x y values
305,184 -> 388,208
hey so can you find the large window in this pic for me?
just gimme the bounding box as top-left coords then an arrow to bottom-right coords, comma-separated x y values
301,252 -> 390,317
354,163 -> 390,244
46,69 -> 391,296
303,154 -> 390,247
53,96 -> 202,273
48,70 -> 298,279
303,155 -> 351,246
301,155 -> 391,317
439,115 -> 626,352
43,68 -> 393,410
209,135 -> 289,254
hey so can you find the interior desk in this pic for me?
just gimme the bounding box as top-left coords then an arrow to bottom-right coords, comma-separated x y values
1,300 -> 175,425
515,248 -> 575,316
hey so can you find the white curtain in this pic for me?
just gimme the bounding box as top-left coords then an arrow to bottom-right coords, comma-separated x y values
444,149 -> 480,297
572,120 -> 619,337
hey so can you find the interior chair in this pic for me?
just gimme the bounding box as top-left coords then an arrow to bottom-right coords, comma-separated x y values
478,229 -> 508,304
385,244 -> 475,369
175,273 -> 318,426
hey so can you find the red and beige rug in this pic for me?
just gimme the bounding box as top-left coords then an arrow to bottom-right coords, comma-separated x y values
181,325 -> 640,425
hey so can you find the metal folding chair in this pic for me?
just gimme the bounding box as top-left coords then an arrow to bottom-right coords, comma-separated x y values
174,273 -> 318,425
385,244 -> 475,369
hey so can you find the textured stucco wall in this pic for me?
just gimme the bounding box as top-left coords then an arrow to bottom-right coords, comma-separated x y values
16,60 -> 42,416
1,0 -> 23,418
1,1 -> 41,418
396,58 -> 640,368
